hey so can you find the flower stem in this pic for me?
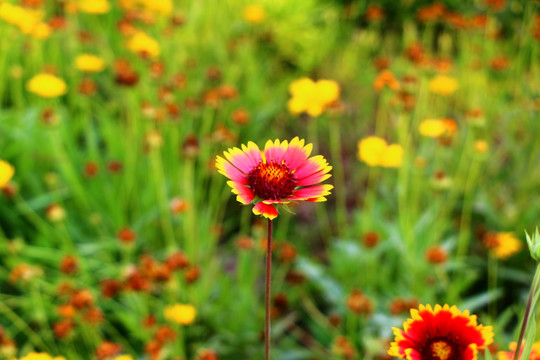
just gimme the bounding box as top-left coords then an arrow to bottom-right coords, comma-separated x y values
265,219 -> 273,360
513,263 -> 540,360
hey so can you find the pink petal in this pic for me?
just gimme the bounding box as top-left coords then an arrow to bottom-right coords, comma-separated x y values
294,155 -> 329,180
227,181 -> 254,204
296,168 -> 332,187
283,137 -> 312,170
288,184 -> 333,201
215,156 -> 248,184
264,139 -> 287,164
224,142 -> 261,173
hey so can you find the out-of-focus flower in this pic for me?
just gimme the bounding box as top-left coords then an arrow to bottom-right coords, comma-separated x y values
60,255 -> 79,275
164,304 -> 197,325
117,227 -> 136,244
389,304 -> 493,360
365,4 -> 384,21
357,136 -> 403,168
0,3 -> 50,38
127,31 -> 160,58
0,160 -> 14,188
216,137 -> 333,219
346,289 -> 374,315
389,297 -> 419,315
9,263 -> 43,283
374,70 -> 400,91
362,231 -> 380,248
170,197 -> 189,214
287,78 -> 340,117
332,336 -> 356,359
425,245 -> 448,264
497,341 -> 540,360
27,73 -> 67,98
75,54 -> 106,73
231,108 -> 250,125
113,356 -> 134,360
243,5 -> 265,24
46,204 -> 66,222
429,75 -> 459,96
490,56 -> 509,71
474,140 -> 489,154
78,0 -> 111,14
19,352 -> 66,360
95,341 -> 123,360
484,0 -> 506,11
419,118 -> 458,138
483,232 -> 522,259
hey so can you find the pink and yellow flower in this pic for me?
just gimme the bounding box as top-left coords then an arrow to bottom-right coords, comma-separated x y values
216,137 -> 333,220
388,304 -> 493,360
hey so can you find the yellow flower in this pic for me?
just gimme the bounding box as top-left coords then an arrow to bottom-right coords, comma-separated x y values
474,140 -> 489,154
358,136 -> 387,166
113,356 -> 133,360
381,144 -> 403,168
78,0 -> 111,14
419,119 -> 447,138
287,78 -> 340,117
164,303 -> 197,325
75,54 -> 106,73
119,0 -> 173,15
0,160 -> 14,188
243,5 -> 265,24
429,75 -> 459,96
127,31 -> 160,58
19,352 -> 66,360
144,0 -> 173,15
31,22 -> 51,39
0,3 -> 49,39
485,232 -> 522,260
26,73 -> 67,98
357,136 -> 403,168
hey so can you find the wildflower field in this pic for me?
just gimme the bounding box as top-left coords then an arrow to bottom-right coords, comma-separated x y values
1,0 -> 540,359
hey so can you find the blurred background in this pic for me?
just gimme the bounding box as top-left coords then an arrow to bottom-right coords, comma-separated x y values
0,0 -> 539,359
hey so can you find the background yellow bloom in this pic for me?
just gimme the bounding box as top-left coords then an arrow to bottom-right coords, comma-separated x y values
381,144 -> 403,168
127,31 -> 160,58
429,75 -> 459,96
75,54 -> 106,73
244,5 -> 266,24
78,0 -> 111,14
26,73 -> 68,98
0,160 -> 14,188
419,119 -> 447,138
164,303 -> 197,325
358,136 -> 387,166
287,78 -> 340,117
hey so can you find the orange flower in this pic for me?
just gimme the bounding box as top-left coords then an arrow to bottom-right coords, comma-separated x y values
374,69 -> 400,91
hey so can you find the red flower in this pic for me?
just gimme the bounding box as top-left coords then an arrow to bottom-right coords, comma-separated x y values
389,304 -> 493,360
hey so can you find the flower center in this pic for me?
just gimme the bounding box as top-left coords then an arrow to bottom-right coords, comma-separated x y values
247,161 -> 297,200
430,340 -> 453,360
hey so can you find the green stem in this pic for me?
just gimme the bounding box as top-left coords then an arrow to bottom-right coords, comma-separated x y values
513,263 -> 540,360
329,117 -> 347,233
265,219 -> 273,360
